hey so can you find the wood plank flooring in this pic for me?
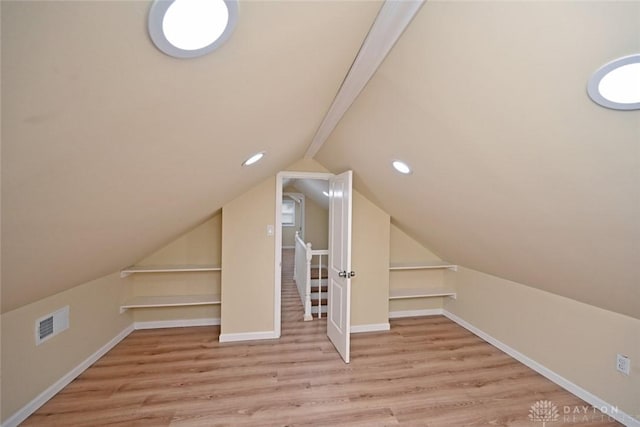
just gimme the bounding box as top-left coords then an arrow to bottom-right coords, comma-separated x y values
24,251 -> 621,426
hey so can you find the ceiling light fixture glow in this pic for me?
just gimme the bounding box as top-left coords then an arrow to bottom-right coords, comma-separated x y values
392,160 -> 412,175
242,151 -> 265,167
322,191 -> 330,197
148,0 -> 238,59
587,54 -> 640,110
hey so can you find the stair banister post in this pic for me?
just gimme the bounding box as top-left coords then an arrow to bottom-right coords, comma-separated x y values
293,231 -> 299,280
304,242 -> 313,321
317,253 -> 323,319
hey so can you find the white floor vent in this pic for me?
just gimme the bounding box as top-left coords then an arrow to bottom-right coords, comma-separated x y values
36,306 -> 69,345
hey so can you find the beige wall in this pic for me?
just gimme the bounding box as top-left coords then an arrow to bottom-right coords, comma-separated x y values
1,273 -> 132,422
282,159 -> 330,251
221,157 -> 391,335
285,158 -> 330,173
281,192 -> 302,248
282,184 -> 329,251
304,194 -> 328,251
137,213 -> 222,266
350,192 -> 390,327
221,177 -> 276,336
130,214 -> 222,323
390,223 -> 441,263
389,223 -> 447,313
445,267 -> 640,419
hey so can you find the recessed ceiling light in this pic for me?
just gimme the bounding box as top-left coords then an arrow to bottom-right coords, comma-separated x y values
392,160 -> 412,175
148,0 -> 238,59
587,54 -> 640,111
242,151 -> 265,166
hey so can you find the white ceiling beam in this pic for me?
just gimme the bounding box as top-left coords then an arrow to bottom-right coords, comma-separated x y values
304,0 -> 425,158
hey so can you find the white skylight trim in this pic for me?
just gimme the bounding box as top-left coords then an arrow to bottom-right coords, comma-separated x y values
148,0 -> 238,59
587,54 -> 640,111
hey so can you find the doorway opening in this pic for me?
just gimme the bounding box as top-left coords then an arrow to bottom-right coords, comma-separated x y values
275,170 -> 353,363
275,171 -> 332,337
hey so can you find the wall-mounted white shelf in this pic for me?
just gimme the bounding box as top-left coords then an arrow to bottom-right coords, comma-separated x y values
389,263 -> 457,300
389,288 -> 456,300
120,294 -> 221,312
389,262 -> 457,271
120,264 -> 221,278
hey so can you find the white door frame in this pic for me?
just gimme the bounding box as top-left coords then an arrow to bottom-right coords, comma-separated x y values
274,171 -> 334,338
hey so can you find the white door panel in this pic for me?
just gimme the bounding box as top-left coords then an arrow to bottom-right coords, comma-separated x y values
327,170 -> 352,363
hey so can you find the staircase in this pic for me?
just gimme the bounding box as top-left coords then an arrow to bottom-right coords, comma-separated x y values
310,267 -> 328,316
293,231 -> 329,320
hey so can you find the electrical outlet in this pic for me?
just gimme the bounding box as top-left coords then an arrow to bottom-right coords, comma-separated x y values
616,354 -> 630,375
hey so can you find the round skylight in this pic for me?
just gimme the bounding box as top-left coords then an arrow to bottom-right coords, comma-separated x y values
587,54 -> 640,110
392,160 -> 412,175
148,0 -> 238,59
242,151 -> 265,166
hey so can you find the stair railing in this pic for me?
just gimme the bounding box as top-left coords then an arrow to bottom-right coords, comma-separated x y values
312,251 -> 328,318
294,232 -> 329,321
294,232 -> 313,321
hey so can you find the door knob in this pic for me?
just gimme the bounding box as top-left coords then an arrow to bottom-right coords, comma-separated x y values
338,271 -> 347,278
347,271 -> 356,278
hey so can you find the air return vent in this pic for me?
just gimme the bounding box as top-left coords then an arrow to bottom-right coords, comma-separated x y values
35,306 -> 69,345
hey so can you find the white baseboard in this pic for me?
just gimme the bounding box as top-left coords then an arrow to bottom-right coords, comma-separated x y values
351,323 -> 390,333
389,308 -> 443,319
443,310 -> 640,427
218,330 -> 279,343
2,325 -> 134,427
9,312 -> 636,427
134,317 -> 220,330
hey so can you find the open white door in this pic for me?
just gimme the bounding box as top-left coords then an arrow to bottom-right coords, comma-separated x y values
327,170 -> 353,363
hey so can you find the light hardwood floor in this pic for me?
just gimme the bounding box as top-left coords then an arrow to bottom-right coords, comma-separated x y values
24,251 -> 621,426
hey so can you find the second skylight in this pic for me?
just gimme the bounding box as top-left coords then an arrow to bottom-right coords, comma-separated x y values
148,0 -> 239,59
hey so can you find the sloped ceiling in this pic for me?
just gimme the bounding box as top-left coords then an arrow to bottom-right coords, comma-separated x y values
1,0 -> 382,312
315,1 -> 640,319
290,179 -> 330,210
2,1 -> 638,320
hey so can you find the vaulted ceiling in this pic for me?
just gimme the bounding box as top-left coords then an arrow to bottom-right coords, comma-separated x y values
1,0 -> 382,312
2,1 -> 638,318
